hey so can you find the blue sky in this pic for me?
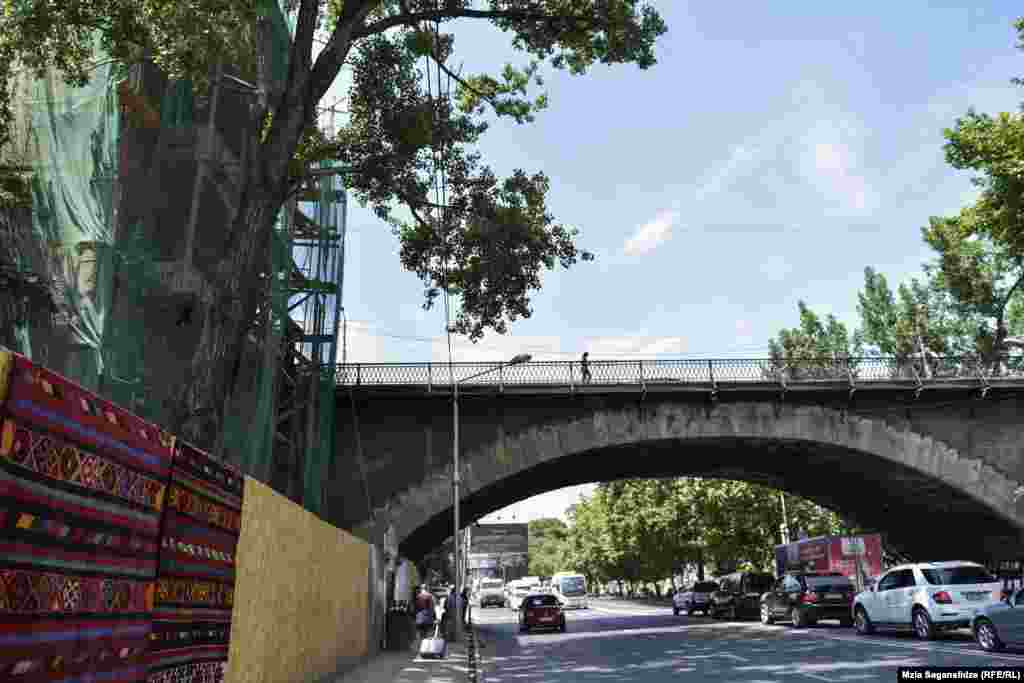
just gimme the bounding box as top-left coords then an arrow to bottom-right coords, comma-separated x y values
324,1 -> 1024,520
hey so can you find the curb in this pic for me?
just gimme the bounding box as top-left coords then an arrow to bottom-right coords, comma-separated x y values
465,619 -> 481,683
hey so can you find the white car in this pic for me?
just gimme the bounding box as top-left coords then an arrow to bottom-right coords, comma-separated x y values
852,561 -> 1002,640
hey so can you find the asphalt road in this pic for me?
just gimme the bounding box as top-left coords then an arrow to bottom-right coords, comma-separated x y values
470,597 -> 1024,682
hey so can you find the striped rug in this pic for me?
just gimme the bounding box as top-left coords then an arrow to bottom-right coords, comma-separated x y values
147,440 -> 243,683
0,351 -> 175,682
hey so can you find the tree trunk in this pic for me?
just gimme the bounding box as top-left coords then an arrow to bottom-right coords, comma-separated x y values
171,179 -> 282,462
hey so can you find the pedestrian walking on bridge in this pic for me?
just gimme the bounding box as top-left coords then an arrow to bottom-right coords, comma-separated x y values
581,352 -> 592,384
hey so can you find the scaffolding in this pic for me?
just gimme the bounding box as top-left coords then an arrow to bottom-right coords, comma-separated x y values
0,0 -> 345,518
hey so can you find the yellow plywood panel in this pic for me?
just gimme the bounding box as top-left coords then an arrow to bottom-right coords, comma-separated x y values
226,477 -> 370,683
0,350 -> 12,404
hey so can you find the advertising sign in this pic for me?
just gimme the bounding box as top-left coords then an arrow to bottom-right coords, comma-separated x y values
470,523 -> 529,556
774,534 -> 884,591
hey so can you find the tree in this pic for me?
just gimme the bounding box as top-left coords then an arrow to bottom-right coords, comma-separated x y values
767,301 -> 863,380
921,212 -> 1024,373
1,0 -> 667,451
527,517 -> 570,577
856,266 -> 979,376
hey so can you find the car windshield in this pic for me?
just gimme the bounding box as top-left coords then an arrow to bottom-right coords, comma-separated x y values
693,582 -> 719,593
805,576 -> 854,591
526,595 -> 559,608
745,575 -> 774,593
559,577 -> 586,596
921,566 -> 998,586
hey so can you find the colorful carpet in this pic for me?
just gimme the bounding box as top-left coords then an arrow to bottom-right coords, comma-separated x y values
147,440 -> 243,683
0,352 -> 175,682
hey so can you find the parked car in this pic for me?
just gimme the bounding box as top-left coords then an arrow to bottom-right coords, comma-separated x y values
476,578 -> 506,608
673,581 -> 719,616
709,571 -> 775,620
761,571 -> 856,627
853,561 -> 1002,640
972,588 -> 1024,652
518,593 -> 566,633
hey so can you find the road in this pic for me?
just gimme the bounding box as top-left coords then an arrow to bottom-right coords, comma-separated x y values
470,597 -> 1024,682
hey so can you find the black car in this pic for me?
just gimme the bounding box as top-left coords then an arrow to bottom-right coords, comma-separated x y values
709,571 -> 775,619
761,571 -> 855,628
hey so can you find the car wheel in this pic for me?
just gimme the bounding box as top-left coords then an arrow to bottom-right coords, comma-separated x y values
687,609 -> 694,617
673,606 -> 680,615
760,603 -> 774,625
912,607 -> 936,641
839,616 -> 853,628
975,619 -> 1004,652
728,606 -> 737,620
791,607 -> 807,628
853,606 -> 874,635
559,619 -> 566,633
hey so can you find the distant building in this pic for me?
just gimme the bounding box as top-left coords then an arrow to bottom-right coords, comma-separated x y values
466,522 -> 529,585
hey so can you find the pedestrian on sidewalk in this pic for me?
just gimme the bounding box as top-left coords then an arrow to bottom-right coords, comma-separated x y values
414,585 -> 435,639
460,586 -> 470,626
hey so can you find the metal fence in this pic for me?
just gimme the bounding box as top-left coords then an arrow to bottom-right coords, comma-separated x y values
334,356 -> 1024,388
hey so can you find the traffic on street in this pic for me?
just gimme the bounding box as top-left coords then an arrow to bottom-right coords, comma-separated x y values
471,596 -> 1024,682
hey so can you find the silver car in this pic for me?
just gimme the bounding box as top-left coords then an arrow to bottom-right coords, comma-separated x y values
972,587 -> 1020,652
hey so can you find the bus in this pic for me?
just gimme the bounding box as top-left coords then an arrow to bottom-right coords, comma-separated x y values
551,572 -> 588,609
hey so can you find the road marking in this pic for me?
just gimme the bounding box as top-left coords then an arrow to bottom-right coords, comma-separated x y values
791,630 -> 1024,662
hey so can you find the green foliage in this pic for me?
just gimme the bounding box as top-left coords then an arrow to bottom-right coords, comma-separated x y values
527,517 -> 570,576
857,266 -> 980,358
565,478 -> 860,585
1,0 -> 665,350
767,301 -> 862,379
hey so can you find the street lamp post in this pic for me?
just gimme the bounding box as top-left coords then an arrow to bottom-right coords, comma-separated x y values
452,353 -> 531,643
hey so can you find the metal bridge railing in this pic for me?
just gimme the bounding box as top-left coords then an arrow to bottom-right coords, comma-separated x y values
335,356 -> 1024,388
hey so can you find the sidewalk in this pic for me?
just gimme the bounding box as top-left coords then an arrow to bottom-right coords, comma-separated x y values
327,633 -> 470,683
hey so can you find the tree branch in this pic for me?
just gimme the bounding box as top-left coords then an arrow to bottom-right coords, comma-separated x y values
356,7 -> 582,40
309,0 -> 380,104
427,51 -> 505,113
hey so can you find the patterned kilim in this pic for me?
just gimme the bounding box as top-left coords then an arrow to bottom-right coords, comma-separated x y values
147,440 -> 243,683
0,353 -> 175,682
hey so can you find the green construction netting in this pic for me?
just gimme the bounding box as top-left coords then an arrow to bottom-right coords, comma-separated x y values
15,51 -> 123,391
1,0 -> 342,519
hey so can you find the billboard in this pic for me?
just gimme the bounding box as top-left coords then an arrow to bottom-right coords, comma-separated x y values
470,523 -> 529,556
774,534 -> 884,590
468,523 -> 528,579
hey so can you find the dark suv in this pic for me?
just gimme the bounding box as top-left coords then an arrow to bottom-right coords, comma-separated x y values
761,571 -> 855,628
709,571 -> 775,619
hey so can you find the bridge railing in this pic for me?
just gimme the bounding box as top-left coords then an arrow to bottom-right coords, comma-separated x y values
335,356 -> 1021,387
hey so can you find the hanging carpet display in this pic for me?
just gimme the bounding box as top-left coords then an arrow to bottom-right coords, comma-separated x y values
0,350 -> 175,682
147,440 -> 243,683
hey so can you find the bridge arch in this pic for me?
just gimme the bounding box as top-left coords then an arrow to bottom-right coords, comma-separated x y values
350,400 -> 1024,563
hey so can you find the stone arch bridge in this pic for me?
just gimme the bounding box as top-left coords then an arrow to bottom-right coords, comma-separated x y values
324,357 -> 1024,564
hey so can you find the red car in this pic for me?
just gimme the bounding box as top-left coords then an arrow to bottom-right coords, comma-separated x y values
519,593 -> 567,633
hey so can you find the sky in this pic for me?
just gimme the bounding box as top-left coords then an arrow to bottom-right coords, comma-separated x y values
320,1 -> 1024,524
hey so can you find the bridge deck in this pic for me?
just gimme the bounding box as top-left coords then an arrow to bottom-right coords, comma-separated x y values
335,357 -> 1024,396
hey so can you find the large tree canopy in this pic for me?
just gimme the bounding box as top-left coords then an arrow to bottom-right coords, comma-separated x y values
0,0 -> 667,448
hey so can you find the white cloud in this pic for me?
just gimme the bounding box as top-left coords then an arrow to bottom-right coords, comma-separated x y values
481,484 -> 598,523
585,334 -> 687,357
800,118 -> 874,214
429,333 -> 567,363
623,210 -> 678,256
337,321 -> 389,362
